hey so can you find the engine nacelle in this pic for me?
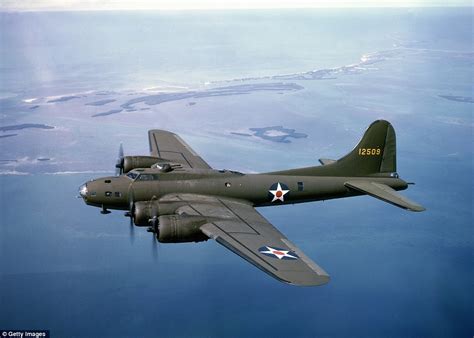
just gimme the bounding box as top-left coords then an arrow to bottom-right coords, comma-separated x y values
158,215 -> 209,243
133,200 -> 159,227
133,200 -> 190,227
123,156 -> 166,173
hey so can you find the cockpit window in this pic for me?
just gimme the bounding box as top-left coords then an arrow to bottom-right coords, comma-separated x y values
126,172 -> 139,180
137,174 -> 154,181
127,172 -> 159,181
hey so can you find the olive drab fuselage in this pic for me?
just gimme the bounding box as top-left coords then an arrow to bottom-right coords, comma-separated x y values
80,168 -> 408,213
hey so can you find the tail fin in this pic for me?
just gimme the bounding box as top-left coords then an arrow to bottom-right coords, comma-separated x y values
269,120 -> 397,177
335,119 -> 396,176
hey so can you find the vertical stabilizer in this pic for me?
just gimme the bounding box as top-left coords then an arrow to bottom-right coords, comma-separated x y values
335,119 -> 397,176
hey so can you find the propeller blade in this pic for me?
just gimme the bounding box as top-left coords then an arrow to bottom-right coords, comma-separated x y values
152,217 -> 159,235
150,217 -> 159,262
118,142 -> 124,158
152,233 -> 158,262
126,190 -> 136,243
115,142 -> 124,176
128,189 -> 135,218
129,216 -> 135,244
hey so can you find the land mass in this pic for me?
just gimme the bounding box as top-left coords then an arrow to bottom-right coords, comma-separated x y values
438,95 -> 473,103
85,99 -> 116,106
0,134 -> 18,139
233,126 -> 308,143
0,124 -> 54,132
47,95 -> 81,103
92,109 -> 123,117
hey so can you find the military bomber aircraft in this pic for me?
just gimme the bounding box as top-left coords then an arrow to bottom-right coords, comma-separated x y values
79,120 -> 425,286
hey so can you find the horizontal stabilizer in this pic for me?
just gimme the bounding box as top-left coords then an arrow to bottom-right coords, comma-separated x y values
319,158 -> 336,165
345,181 -> 426,212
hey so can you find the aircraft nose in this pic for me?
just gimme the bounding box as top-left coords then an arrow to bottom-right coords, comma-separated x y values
79,183 -> 88,199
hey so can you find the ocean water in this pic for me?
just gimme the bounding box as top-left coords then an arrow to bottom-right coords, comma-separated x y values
0,8 -> 473,337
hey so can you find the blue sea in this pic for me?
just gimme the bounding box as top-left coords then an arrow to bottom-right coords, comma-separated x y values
0,8 -> 473,337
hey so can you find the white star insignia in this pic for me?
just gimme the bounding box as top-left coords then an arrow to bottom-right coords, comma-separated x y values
259,246 -> 298,260
269,182 -> 290,202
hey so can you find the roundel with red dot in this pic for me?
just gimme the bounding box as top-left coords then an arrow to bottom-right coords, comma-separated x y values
258,246 -> 299,260
268,182 -> 290,203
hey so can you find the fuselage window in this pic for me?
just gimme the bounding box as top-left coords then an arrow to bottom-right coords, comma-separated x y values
114,192 -> 122,197
137,174 -> 154,181
105,191 -> 112,197
297,181 -> 304,191
104,180 -> 111,183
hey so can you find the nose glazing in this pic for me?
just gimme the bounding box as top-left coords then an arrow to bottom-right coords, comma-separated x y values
79,183 -> 88,199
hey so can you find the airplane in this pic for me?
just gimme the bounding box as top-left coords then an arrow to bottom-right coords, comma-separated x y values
78,120 -> 425,286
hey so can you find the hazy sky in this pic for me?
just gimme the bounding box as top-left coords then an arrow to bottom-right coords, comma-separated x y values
1,0 -> 471,11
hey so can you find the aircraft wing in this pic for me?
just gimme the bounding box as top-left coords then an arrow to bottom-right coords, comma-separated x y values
166,194 -> 330,286
148,130 -> 212,169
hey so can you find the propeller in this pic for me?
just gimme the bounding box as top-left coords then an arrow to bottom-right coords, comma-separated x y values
151,233 -> 158,261
150,216 -> 159,237
124,187 -> 160,260
115,143 -> 124,176
126,188 -> 135,243
150,216 -> 159,261
129,215 -> 135,244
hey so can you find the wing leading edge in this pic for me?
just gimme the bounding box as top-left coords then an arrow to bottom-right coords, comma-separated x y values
148,130 -> 212,169
162,194 -> 330,286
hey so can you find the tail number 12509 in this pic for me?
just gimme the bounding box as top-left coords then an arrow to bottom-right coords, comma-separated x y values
358,148 -> 381,156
